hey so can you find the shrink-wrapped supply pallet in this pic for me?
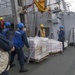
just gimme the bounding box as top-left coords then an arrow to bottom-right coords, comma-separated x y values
39,37 -> 49,59
24,37 -> 49,61
49,39 -> 63,53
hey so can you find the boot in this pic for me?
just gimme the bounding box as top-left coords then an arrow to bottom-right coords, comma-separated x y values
19,65 -> 29,73
10,63 -> 16,68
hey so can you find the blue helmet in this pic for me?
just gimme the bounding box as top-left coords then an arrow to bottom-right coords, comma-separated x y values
18,23 -> 24,29
59,26 -> 64,29
5,22 -> 11,27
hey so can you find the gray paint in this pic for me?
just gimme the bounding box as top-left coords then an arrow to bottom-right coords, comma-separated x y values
9,46 -> 75,75
63,12 -> 75,41
4,15 -> 14,23
0,0 -> 12,16
0,0 -> 69,39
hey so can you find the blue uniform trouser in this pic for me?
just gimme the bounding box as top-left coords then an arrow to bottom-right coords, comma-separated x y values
0,29 -> 2,34
1,71 -> 9,75
62,41 -> 64,50
10,47 -> 25,66
58,39 -> 64,50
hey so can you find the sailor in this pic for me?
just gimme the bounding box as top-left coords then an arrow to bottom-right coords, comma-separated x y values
38,24 -> 46,37
2,22 -> 11,38
10,23 -> 29,73
0,17 -> 4,34
58,26 -> 65,50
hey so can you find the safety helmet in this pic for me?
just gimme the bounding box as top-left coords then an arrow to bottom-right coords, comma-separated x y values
18,23 -> 24,29
59,26 -> 64,29
5,22 -> 11,27
0,17 -> 3,20
40,24 -> 44,27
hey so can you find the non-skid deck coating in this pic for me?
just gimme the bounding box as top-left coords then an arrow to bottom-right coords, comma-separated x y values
9,46 -> 75,75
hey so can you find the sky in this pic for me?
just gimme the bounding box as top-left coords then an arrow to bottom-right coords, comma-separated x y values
65,0 -> 75,12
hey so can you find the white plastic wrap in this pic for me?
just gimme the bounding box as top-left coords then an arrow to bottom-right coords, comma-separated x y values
25,37 -> 49,60
24,37 -> 64,61
49,39 -> 63,53
64,40 -> 68,48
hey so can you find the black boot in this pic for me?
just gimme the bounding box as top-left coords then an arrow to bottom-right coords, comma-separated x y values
19,65 -> 29,73
10,63 -> 16,68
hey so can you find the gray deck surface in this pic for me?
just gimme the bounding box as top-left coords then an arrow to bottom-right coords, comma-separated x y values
9,46 -> 75,75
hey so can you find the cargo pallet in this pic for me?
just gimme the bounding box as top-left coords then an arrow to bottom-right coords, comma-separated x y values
49,50 -> 63,55
27,54 -> 49,63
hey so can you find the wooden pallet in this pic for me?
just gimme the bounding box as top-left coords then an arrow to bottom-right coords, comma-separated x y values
49,50 -> 63,55
27,54 -> 49,63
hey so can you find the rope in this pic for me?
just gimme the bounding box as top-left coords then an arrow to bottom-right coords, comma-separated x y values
23,3 -> 34,10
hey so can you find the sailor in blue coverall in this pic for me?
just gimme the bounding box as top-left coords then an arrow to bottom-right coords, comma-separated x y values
58,26 -> 65,50
2,22 -> 11,38
10,23 -> 29,73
